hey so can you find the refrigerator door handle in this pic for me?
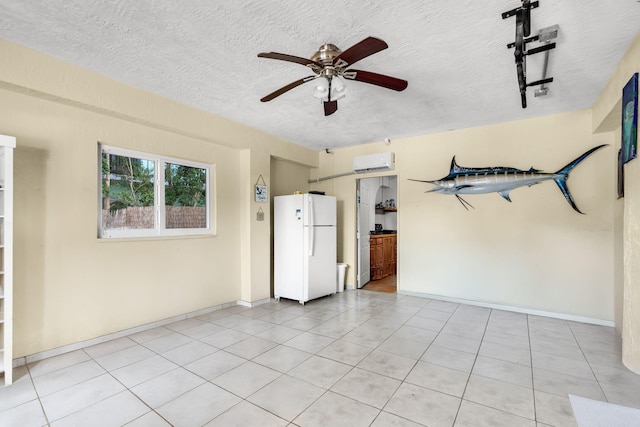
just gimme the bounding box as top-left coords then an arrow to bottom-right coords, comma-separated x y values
308,196 -> 315,227
308,196 -> 315,256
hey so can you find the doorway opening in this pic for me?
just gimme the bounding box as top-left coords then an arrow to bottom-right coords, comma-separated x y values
356,175 -> 397,293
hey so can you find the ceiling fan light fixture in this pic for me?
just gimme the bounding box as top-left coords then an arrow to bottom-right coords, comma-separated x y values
330,76 -> 347,101
312,77 -> 329,99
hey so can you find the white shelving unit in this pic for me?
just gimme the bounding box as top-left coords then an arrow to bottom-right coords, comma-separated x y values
0,135 -> 15,386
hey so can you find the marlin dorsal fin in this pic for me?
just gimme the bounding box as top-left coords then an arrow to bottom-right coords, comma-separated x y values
450,156 -> 461,173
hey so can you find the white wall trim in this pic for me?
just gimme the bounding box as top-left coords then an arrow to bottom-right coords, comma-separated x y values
13,299 -> 249,367
398,290 -> 616,327
237,297 -> 271,308
15,291 -> 616,368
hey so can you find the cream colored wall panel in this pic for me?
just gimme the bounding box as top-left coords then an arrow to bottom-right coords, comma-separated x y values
2,89 -> 241,357
316,111 -> 615,322
587,29 -> 640,373
0,39 -> 319,359
271,158 -> 310,197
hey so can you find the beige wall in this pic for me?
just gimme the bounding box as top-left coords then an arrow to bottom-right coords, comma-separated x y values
587,32 -> 640,373
312,111 -> 615,321
0,39 -> 317,358
4,89 -> 243,356
595,33 -> 640,373
271,158 -> 311,197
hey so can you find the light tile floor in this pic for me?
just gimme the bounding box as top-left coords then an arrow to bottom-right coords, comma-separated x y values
2,290 -> 640,426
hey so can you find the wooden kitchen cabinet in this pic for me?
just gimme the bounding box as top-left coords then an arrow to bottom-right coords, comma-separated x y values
370,236 -> 383,280
390,234 -> 397,274
370,233 -> 396,281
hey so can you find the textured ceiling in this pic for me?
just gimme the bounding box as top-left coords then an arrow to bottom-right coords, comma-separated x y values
1,1 -> 639,151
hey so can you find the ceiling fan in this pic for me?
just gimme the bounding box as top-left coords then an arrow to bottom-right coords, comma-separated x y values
258,36 -> 408,116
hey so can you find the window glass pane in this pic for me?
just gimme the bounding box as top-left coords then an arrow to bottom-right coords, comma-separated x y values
101,152 -> 155,230
98,144 -> 211,238
164,162 -> 207,229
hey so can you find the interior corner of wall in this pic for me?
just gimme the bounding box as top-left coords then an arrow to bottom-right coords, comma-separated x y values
593,99 -> 622,135
592,33 -> 640,134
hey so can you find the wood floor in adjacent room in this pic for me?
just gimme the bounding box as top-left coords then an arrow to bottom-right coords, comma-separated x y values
362,274 -> 396,293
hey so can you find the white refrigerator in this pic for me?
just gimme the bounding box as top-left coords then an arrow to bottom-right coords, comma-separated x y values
274,194 -> 337,304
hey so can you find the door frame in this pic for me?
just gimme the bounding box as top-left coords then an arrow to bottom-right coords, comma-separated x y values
355,175 -> 398,290
356,179 -> 370,289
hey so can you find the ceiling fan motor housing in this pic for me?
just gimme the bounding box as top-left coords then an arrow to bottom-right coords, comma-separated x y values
311,44 -> 342,66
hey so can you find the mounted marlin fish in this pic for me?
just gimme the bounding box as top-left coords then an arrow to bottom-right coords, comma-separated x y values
410,145 -> 607,213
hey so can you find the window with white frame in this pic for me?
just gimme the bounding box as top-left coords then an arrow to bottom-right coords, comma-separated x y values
99,144 -> 212,238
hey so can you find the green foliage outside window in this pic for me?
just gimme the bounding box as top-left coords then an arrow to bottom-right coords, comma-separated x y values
102,153 -> 155,211
165,163 -> 206,208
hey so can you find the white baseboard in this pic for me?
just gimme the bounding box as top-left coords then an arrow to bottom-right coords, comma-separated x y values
237,297 -> 271,308
13,299 -> 250,367
398,290 -> 615,327
15,291 -> 615,369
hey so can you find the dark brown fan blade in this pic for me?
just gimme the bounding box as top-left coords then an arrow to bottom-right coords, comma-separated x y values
344,69 -> 408,91
324,100 -> 338,116
333,37 -> 388,67
260,76 -> 316,102
258,52 -> 323,69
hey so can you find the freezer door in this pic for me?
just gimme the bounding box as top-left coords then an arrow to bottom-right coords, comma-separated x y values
303,194 -> 336,227
304,225 -> 337,301
275,195 -> 304,222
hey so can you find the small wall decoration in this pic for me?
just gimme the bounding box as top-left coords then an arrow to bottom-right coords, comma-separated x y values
618,148 -> 625,199
622,73 -> 638,164
409,144 -> 607,213
256,207 -> 265,221
255,174 -> 268,203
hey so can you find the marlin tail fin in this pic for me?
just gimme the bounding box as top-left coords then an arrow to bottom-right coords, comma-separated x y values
553,144 -> 607,214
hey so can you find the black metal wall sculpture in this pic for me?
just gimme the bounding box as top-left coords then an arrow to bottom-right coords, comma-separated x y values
502,0 -> 556,108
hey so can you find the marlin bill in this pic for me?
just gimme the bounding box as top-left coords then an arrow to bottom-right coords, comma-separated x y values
410,145 -> 607,213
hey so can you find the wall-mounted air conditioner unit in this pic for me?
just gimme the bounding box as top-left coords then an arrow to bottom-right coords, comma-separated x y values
352,152 -> 395,173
